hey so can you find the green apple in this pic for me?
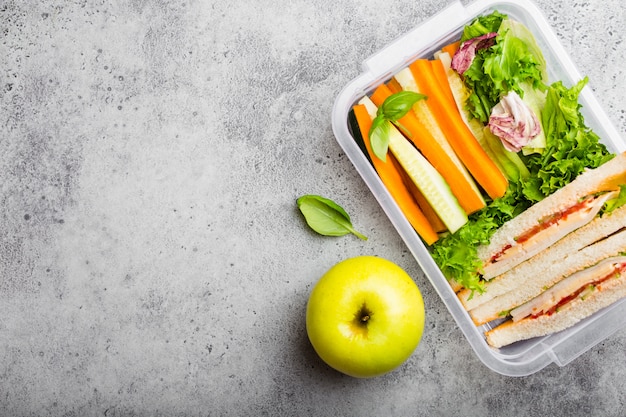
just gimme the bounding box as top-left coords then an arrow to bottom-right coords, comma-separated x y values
306,255 -> 425,378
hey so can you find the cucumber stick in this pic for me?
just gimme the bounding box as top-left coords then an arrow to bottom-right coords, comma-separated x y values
387,122 -> 468,234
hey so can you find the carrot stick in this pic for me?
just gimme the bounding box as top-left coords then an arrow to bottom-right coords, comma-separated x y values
441,40 -> 460,57
409,59 -> 508,200
431,59 -> 456,110
386,78 -> 403,94
353,104 -> 439,245
369,83 -> 486,214
370,84 -> 391,109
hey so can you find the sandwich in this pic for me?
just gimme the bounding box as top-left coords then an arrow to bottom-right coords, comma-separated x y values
475,152 -> 626,281
472,226 -> 626,326
461,203 -> 626,314
485,245 -> 626,348
457,152 -> 626,311
454,152 -> 626,347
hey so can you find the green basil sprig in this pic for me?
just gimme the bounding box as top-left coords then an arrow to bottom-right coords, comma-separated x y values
296,194 -> 367,240
368,91 -> 427,161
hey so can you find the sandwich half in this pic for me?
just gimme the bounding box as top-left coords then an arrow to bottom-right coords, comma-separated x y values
485,252 -> 626,348
470,228 -> 626,326
475,152 -> 626,281
454,152 -> 626,348
460,204 -> 626,312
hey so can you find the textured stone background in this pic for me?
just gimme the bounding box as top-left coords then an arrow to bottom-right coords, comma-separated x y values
2,0 -> 626,416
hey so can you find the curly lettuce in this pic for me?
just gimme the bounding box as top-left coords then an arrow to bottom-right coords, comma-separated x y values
522,77 -> 614,200
461,11 -> 505,41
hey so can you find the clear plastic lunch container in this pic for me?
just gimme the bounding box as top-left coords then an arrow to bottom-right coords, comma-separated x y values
332,0 -> 626,376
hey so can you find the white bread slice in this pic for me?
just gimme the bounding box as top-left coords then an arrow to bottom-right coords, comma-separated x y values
458,204 -> 626,311
477,152 -> 626,279
485,268 -> 626,348
469,229 -> 626,325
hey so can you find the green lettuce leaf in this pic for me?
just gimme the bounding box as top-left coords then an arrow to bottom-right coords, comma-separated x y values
523,77 -> 613,199
519,81 -> 547,154
498,19 -> 548,82
603,185 -> 626,213
461,11 -> 505,41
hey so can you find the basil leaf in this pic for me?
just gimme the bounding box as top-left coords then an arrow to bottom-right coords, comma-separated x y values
367,91 -> 426,161
369,116 -> 390,161
296,195 -> 367,240
381,91 -> 427,121
303,194 -> 350,220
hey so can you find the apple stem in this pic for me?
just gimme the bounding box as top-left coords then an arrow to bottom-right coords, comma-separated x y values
356,304 -> 372,325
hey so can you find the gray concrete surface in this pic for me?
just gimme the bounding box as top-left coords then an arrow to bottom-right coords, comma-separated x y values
2,0 -> 626,415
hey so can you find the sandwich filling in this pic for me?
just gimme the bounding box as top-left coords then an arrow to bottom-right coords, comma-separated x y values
510,256 -> 626,321
482,189 -> 621,279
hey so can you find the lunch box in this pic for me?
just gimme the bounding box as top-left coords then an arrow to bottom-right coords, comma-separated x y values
331,0 -> 626,376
